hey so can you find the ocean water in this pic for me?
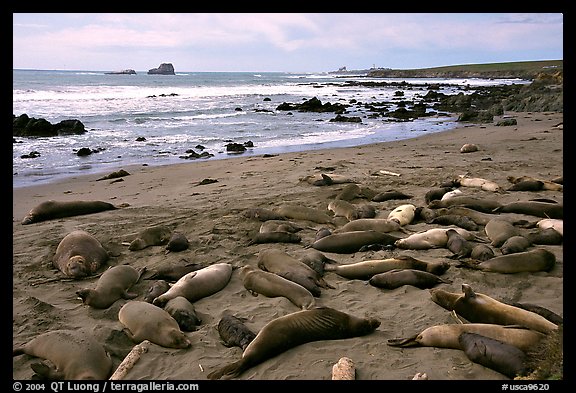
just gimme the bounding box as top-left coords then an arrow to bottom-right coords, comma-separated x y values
13,69 -> 529,188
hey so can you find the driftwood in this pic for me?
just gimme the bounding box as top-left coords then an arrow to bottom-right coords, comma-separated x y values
331,356 -> 356,380
109,340 -> 150,380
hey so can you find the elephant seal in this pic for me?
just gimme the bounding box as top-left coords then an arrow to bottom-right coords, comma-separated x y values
300,173 -> 356,186
387,323 -> 544,352
21,200 -> 118,225
311,230 -> 401,254
240,265 -> 315,310
207,306 -> 380,379
395,227 -> 484,250
458,248 -> 556,273
459,332 -> 529,378
460,143 -> 479,153
241,208 -> 286,222
143,280 -> 171,303
129,225 -> 172,251
485,218 -> 521,247
440,189 -> 463,201
296,249 -> 337,276
323,255 -> 449,280
52,230 -> 109,278
435,206 -> 496,226
371,190 -> 413,202
429,214 -> 479,231
314,227 -> 332,241
328,199 -> 359,221
275,204 -> 334,224
445,228 -> 474,258
334,183 -> 362,201
118,301 -> 191,349
424,187 -> 454,204
507,175 -> 563,192
76,264 -> 146,309
524,227 -> 563,245
456,175 -> 501,192
333,218 -> 404,234
153,263 -> 232,307
429,284 -> 558,334
217,314 -> 257,351
259,220 -> 304,234
387,204 -> 416,226
144,262 -> 206,282
470,244 -> 496,261
13,329 -> 113,380
500,236 -> 532,255
165,232 -> 189,252
494,201 -> 563,219
246,231 -> 301,246
536,218 -> 563,236
507,179 -> 545,191
257,249 -> 333,297
354,203 -> 376,219
428,196 -> 502,213
369,268 -> 451,290
163,296 -> 202,331
509,303 -> 563,325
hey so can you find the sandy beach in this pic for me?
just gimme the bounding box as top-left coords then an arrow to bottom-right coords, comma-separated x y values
12,111 -> 563,381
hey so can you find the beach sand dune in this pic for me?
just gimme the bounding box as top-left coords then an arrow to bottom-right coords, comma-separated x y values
13,112 -> 563,380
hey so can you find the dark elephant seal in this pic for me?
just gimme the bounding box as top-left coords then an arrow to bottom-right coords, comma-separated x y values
247,231 -> 301,246
507,179 -> 545,191
429,214 -> 479,231
335,183 -> 362,201
76,264 -> 146,309
507,175 -> 563,191
129,225 -> 172,251
21,200 -> 118,225
459,248 -> 556,273
240,265 -> 315,310
429,284 -> 558,334
387,323 -> 544,352
428,196 -> 503,213
500,236 -> 532,255
494,201 -> 563,219
470,244 -> 495,261
328,199 -> 359,221
207,306 -> 380,379
509,303 -> 563,325
311,230 -> 401,254
165,231 -> 189,252
13,329 -> 113,380
163,296 -> 202,332
274,204 -> 334,224
435,206 -> 496,226
118,301 -> 191,349
333,218 -> 404,234
314,227 -> 333,241
371,190 -> 413,202
257,249 -> 333,297
485,218 -> 521,247
459,332 -> 529,378
296,249 -> 337,276
153,263 -> 232,307
144,262 -> 206,282
424,187 -> 454,204
143,280 -> 171,303
52,230 -> 109,278
446,228 -> 474,258
524,227 -> 563,245
369,268 -> 451,290
217,314 -> 257,351
323,255 -> 449,280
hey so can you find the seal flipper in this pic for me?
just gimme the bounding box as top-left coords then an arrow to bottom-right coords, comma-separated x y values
207,359 -> 249,380
387,334 -> 421,347
31,362 -> 62,380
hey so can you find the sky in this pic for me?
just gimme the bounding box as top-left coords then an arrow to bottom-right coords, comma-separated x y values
12,13 -> 564,73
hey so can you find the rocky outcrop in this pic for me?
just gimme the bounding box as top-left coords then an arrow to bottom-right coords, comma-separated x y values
105,69 -> 136,75
276,97 -> 348,113
13,114 -> 86,137
147,63 -> 175,75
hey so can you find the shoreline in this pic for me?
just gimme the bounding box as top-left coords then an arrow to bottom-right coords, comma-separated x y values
13,111 -> 563,380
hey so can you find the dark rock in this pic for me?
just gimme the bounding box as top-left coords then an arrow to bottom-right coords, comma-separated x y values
105,69 -> 136,75
13,114 -> 87,137
76,147 -> 93,156
496,118 -> 518,126
330,114 -> 362,123
226,143 -> 247,153
135,137 -> 146,142
147,63 -> 175,75
20,151 -> 41,159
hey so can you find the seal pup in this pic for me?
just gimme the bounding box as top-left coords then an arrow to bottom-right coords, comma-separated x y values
296,249 -> 338,276
259,220 -> 304,234
257,249 -> 333,297
445,228 -> 474,259
429,284 -> 558,334
274,204 -> 334,224
118,301 -> 191,349
328,199 -> 359,221
507,179 -> 545,191
241,208 -> 286,222
470,244 -> 496,261
239,265 -> 316,310
207,306 -> 380,379
314,227 -> 332,241
246,231 -> 302,246
333,218 -> 405,234
323,255 -> 449,280
455,175 -> 501,192
371,190 -> 413,202
440,189 -> 463,201
394,227 -> 485,250
13,329 -> 113,380
369,268 -> 452,290
153,263 -> 232,307
429,214 -> 479,231
458,248 -> 556,274
500,236 -> 532,255
507,175 -> 563,192
163,296 -> 202,331
143,280 -> 171,303
459,332 -> 529,379
494,201 -> 563,219
460,143 -> 479,153
536,218 -> 563,236
129,225 -> 172,251
52,230 -> 109,278
144,261 -> 206,282
428,196 -> 502,213
311,230 -> 401,254
484,218 -> 521,247
300,173 -> 356,186
21,199 -> 118,225
76,264 -> 146,309
217,314 -> 257,351
387,323 -> 544,352
334,183 -> 362,201
524,227 -> 563,245
165,232 -> 189,253
424,187 -> 454,204
387,204 -> 416,226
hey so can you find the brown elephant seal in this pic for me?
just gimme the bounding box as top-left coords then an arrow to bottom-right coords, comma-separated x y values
314,227 -> 333,241
328,199 -> 359,221
76,264 -> 146,309
354,203 -> 377,219
460,143 -> 479,153
458,248 -> 556,273
459,332 -> 529,378
507,179 -> 545,191
536,218 -> 563,236
52,230 -> 109,278
395,227 -> 484,250
257,249 -> 333,297
312,230 -> 401,254
165,231 -> 189,252
300,173 -> 356,186
241,208 -> 287,221
524,227 -> 563,245
371,190 -> 413,202
153,263 -> 232,307
21,200 -> 118,225
387,204 -> 416,226
118,301 -> 191,349
259,220 -> 304,234
494,201 -> 563,219
296,249 -> 337,276
163,296 -> 202,331
387,323 -> 544,352
333,218 -> 405,234
507,175 -> 563,192
429,284 -> 558,334
445,228 -> 474,258
428,196 -> 502,213
424,187 -> 454,204
500,236 -> 532,255
274,204 -> 334,224
144,262 -> 206,282
217,314 -> 257,351
143,280 -> 171,303
485,218 -> 521,247
246,231 -> 302,246
509,303 -> 563,325
369,268 -> 451,290
334,183 -> 362,201
470,244 -> 496,261
207,306 -> 380,379
429,214 -> 479,231
240,265 -> 315,310
13,329 -> 113,380
323,255 -> 449,280
435,206 -> 496,226
129,225 -> 172,251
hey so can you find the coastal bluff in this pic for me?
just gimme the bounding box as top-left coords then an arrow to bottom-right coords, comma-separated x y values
148,63 -> 175,75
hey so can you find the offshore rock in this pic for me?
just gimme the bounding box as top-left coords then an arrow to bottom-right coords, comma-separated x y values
148,63 -> 176,75
13,114 -> 86,137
